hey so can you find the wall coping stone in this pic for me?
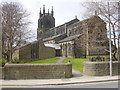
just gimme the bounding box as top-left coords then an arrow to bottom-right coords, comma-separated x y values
84,61 -> 120,64
4,63 -> 72,67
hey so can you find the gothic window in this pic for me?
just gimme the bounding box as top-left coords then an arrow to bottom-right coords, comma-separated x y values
41,22 -> 43,28
46,21 -> 51,28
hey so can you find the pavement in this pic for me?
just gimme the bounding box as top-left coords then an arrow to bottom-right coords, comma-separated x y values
0,57 -> 120,87
56,57 -> 66,63
1,73 -> 119,87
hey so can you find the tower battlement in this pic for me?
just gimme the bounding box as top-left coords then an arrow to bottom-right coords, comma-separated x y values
37,5 -> 55,39
39,5 -> 54,18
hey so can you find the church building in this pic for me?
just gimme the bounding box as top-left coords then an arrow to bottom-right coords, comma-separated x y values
37,5 -> 109,58
19,5 -> 109,61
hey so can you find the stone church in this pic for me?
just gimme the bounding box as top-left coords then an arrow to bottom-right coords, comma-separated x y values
19,5 -> 109,61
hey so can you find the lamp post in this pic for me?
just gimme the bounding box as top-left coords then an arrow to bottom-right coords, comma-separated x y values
118,34 -> 120,61
108,2 -> 112,76
86,23 -> 89,59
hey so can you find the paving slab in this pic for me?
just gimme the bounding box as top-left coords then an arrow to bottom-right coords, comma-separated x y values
1,75 -> 119,86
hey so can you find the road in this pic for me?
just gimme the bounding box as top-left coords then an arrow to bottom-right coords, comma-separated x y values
31,81 -> 119,88
2,81 -> 118,88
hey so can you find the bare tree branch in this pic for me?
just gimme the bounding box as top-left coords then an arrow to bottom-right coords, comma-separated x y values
2,2 -> 33,62
81,2 -> 119,60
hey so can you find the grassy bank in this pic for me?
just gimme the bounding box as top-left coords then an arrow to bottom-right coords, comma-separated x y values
63,58 -> 88,72
26,57 -> 60,64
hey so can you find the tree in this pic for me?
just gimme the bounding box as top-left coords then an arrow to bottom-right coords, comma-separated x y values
2,2 -> 33,62
82,2 -> 120,60
0,4 -> 2,60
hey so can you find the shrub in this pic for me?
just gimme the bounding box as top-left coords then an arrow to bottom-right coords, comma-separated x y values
11,59 -> 25,64
11,59 -> 16,63
11,59 -> 20,63
89,56 -> 105,62
0,58 -> 7,67
19,61 -> 25,64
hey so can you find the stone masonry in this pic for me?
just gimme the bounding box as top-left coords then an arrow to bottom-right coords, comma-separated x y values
19,39 -> 56,62
19,43 -> 32,62
4,63 -> 72,79
19,6 -> 110,60
0,67 -> 4,79
83,61 -> 120,76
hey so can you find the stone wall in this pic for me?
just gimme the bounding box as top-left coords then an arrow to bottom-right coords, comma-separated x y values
67,21 -> 84,37
86,16 -> 109,56
74,35 -> 86,58
41,24 -> 66,39
19,43 -> 32,62
60,41 -> 75,58
62,44 -> 67,57
83,61 -> 120,76
38,40 -> 56,60
0,67 -> 4,79
73,16 -> 109,57
4,63 -> 72,79
39,18 -> 79,40
19,40 -> 56,62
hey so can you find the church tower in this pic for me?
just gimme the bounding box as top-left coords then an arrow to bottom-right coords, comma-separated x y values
37,5 -> 55,39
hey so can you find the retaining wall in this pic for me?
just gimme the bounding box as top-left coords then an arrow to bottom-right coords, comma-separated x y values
0,67 -> 4,79
83,61 -> 120,76
4,63 -> 72,79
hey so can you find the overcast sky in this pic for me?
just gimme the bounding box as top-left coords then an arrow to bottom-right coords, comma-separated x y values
0,0 -> 88,40
0,0 -> 117,41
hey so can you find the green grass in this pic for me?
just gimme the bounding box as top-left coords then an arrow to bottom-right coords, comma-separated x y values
62,58 -> 88,72
26,57 -> 60,64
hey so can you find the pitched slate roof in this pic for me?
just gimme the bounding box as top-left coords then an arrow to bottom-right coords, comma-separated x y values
59,34 -> 83,43
43,34 -> 67,41
65,18 -> 79,26
44,44 -> 61,49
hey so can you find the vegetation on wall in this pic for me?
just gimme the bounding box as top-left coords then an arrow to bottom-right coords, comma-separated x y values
0,58 -> 7,67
